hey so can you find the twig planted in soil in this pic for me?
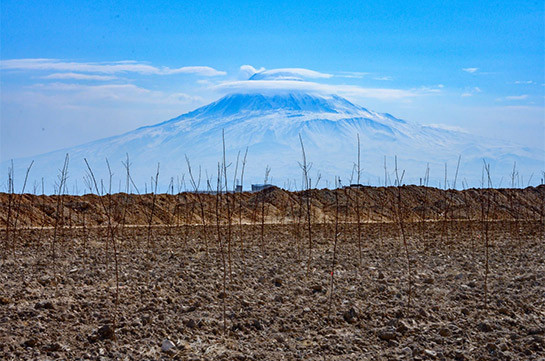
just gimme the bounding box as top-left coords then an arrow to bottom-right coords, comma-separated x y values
328,177 -> 341,321
215,162 -> 227,335
222,130 -> 234,277
52,154 -> 69,259
3,162 -> 15,264
146,163 -> 160,249
186,156 -> 209,256
84,158 -> 121,339
354,134 -> 363,266
481,160 -> 493,308
260,166 -> 271,253
12,161 -> 34,254
299,135 -> 313,277
239,147 -> 248,258
395,156 -> 412,309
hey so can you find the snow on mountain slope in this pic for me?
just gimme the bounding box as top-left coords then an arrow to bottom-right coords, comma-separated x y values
2,91 -> 543,193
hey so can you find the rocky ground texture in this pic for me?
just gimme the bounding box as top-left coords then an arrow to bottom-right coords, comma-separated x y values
1,220 -> 544,360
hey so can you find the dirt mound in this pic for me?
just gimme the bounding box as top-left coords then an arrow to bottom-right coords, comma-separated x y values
1,185 -> 544,228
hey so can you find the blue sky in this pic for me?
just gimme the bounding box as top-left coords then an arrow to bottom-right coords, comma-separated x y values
1,0 -> 544,161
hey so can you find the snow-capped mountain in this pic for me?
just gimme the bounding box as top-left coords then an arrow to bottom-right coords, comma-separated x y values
2,91 -> 544,193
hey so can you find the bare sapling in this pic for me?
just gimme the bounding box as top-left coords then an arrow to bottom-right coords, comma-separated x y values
84,158 -> 121,339
420,164 -> 430,245
288,181 -> 302,259
174,175 -> 184,234
231,150 -> 240,259
509,162 -> 522,256
11,161 -> 34,254
341,175 -> 352,262
239,148 -> 248,258
450,155 -> 461,245
82,175 -> 95,251
250,183 -> 259,247
105,159 -> 115,259
166,177 -> 175,241
260,166 -> 271,253
186,156 -> 209,256
52,154 -> 69,259
481,160 -> 492,308
298,135 -> 313,277
146,163 -> 160,249
462,180 -> 474,253
296,181 -> 304,260
395,156 -> 412,309
3,163 -> 15,264
67,193 -> 73,245
120,154 -> 132,242
175,178 -> 190,248
328,176 -> 341,320
355,134 -> 363,266
222,130 -> 234,277
215,163 -> 227,335
127,163 -> 142,244
441,162 -> 450,245
39,178 -> 46,244
378,156 -> 389,247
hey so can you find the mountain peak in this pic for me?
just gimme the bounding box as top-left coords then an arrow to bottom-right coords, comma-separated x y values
189,92 -> 366,117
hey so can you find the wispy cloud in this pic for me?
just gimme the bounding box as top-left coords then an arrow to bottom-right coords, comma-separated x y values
462,67 -> 479,73
166,66 -> 226,76
213,79 -> 440,100
461,87 -> 482,97
249,68 -> 333,80
29,82 -> 202,105
42,72 -> 117,81
1,58 -> 226,76
514,80 -> 534,84
503,94 -> 528,101
336,71 -> 369,79
425,124 -> 468,133
239,65 -> 266,78
373,76 -> 394,81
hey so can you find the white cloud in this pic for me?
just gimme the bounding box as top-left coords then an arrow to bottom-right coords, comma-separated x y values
1,58 -> 226,76
514,80 -> 534,84
29,82 -> 202,105
336,71 -> 369,79
164,92 -> 204,104
239,65 -> 266,79
418,86 -> 443,93
461,87 -> 482,97
462,68 -> 479,73
504,95 -> 529,100
42,73 -> 117,81
166,66 -> 226,76
249,68 -> 333,80
373,76 -> 393,81
213,79 -> 439,100
425,124 -> 468,133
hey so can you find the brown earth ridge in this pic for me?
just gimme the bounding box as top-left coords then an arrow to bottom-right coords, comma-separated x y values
1,185 -> 544,228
